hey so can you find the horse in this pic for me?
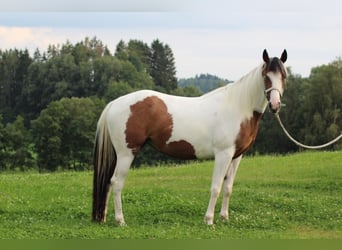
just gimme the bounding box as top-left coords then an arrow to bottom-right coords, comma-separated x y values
92,49 -> 288,226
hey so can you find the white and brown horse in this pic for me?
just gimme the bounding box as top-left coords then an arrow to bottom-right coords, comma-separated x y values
92,49 -> 288,225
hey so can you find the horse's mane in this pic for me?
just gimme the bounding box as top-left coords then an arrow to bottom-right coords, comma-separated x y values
202,63 -> 264,97
200,63 -> 267,114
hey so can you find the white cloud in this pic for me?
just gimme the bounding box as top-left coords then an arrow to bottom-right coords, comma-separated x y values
0,26 -> 64,52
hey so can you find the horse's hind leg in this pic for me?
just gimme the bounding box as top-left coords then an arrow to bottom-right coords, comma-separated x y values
220,155 -> 242,221
111,152 -> 134,226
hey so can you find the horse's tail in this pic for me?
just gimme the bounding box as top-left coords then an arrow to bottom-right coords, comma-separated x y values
92,104 -> 116,222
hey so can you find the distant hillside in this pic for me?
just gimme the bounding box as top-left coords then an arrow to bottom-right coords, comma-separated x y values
178,74 -> 232,93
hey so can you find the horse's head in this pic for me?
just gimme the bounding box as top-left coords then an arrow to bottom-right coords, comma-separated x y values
262,49 -> 287,113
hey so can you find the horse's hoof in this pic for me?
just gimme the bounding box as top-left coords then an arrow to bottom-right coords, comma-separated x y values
219,213 -> 229,221
119,222 -> 126,227
115,218 -> 126,227
204,215 -> 214,225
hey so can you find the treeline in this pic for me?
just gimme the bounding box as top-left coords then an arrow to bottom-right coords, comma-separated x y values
0,37 -> 196,171
0,37 -> 341,171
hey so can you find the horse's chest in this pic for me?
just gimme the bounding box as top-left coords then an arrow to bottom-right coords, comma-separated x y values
233,111 -> 262,158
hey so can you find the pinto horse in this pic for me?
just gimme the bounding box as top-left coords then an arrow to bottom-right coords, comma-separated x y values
92,49 -> 288,225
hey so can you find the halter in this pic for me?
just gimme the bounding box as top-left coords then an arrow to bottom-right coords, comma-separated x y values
262,73 -> 283,101
264,86 -> 283,99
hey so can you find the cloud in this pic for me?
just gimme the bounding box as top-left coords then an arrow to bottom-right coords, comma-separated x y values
0,26 -> 63,52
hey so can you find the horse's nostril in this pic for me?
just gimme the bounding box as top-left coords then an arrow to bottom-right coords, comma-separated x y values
269,102 -> 279,113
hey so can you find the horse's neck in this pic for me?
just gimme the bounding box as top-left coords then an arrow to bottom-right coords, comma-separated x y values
225,64 -> 268,115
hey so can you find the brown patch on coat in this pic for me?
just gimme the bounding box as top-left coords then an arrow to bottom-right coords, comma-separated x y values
125,96 -> 196,159
234,111 -> 263,159
163,140 -> 196,159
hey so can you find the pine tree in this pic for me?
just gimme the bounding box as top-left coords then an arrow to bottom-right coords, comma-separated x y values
150,39 -> 177,92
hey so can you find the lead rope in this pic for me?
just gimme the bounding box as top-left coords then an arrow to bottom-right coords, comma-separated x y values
275,113 -> 342,149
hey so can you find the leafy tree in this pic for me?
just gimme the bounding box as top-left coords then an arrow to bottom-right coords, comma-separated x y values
121,60 -> 154,89
60,98 -> 102,170
0,115 -> 8,170
104,81 -> 134,102
91,55 -> 122,97
31,100 -> 64,171
31,97 -> 104,171
302,59 -> 342,149
20,37 -> 115,122
4,116 -> 35,170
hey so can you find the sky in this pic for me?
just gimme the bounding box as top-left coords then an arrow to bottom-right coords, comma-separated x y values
0,0 -> 342,80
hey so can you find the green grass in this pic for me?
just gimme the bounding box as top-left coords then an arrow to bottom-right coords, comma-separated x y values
0,151 -> 341,239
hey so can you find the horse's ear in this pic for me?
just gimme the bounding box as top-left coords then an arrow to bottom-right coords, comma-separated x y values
280,49 -> 287,63
263,49 -> 269,63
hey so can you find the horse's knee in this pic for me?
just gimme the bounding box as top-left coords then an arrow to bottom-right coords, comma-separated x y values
223,184 -> 233,197
210,186 -> 221,198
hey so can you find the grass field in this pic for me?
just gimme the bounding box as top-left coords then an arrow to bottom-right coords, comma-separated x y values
0,151 -> 341,239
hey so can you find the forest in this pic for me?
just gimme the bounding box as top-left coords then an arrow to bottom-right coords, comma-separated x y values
0,37 -> 341,171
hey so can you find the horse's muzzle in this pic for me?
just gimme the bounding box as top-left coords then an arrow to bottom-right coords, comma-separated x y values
268,101 -> 281,113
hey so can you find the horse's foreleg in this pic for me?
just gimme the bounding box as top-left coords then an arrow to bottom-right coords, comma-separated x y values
111,154 -> 133,226
220,155 -> 242,221
204,148 -> 234,225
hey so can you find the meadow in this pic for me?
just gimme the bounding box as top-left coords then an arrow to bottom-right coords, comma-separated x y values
0,151 -> 341,239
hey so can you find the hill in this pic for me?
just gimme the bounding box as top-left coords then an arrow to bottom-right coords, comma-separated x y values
178,73 -> 232,93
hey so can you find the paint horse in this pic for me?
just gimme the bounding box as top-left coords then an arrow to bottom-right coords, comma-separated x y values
92,49 -> 288,225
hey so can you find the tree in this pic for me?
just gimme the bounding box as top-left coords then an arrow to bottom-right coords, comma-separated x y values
0,115 -> 8,170
127,40 -> 152,73
115,39 -> 152,73
151,39 -> 177,92
19,60 -> 47,121
0,49 -> 32,123
4,115 -> 35,170
104,81 -> 134,102
31,100 -> 64,171
115,40 -> 128,61
301,60 -> 342,149
31,97 -> 104,171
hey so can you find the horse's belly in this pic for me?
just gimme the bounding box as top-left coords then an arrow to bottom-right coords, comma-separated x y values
151,139 -> 197,160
